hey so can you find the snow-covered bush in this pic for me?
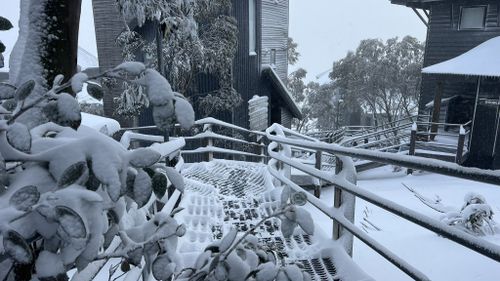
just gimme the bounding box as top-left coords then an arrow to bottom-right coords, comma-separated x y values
441,192 -> 497,236
0,62 -> 194,280
172,188 -> 313,281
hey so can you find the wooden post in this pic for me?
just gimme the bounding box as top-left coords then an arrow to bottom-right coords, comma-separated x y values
456,125 -> 466,164
430,81 -> 443,141
206,124 -> 213,161
333,157 -> 343,240
407,123 -> 417,174
314,150 -> 322,198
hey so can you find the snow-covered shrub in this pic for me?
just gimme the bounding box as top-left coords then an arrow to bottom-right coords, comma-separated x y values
441,192 -> 497,236
173,188 -> 313,281
0,62 -> 194,280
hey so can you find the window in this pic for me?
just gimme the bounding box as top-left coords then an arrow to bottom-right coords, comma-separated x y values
459,6 -> 486,29
270,49 -> 276,65
249,0 -> 257,55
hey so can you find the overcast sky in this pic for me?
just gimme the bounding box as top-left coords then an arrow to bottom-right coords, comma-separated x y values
1,0 -> 426,82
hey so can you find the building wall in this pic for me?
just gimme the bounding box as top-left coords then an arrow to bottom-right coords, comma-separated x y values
261,0 -> 289,82
420,1 -> 500,112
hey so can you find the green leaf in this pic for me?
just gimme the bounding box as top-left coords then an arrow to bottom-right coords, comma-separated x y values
0,16 -> 13,31
9,185 -> 40,211
133,170 -> 152,208
7,122 -> 31,152
15,80 -> 35,101
290,192 -> 307,206
152,172 -> 168,198
0,83 -> 15,99
58,162 -> 87,187
127,247 -> 142,266
152,255 -> 175,280
219,228 -> 237,253
55,206 -> 87,239
165,167 -> 184,192
2,98 -> 16,111
3,230 -> 33,264
0,41 -> 5,53
86,83 -> 104,100
129,148 -> 161,168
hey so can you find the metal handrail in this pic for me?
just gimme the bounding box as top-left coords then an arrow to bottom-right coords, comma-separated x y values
266,124 -> 500,280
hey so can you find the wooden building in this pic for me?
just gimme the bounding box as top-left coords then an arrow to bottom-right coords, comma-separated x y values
392,0 -> 500,168
92,0 -> 301,130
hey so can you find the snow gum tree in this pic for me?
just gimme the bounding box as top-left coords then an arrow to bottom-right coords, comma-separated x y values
115,0 -> 240,117
330,36 -> 424,127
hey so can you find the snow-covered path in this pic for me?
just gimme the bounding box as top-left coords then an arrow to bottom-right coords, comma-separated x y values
307,166 -> 500,281
175,160 -> 352,280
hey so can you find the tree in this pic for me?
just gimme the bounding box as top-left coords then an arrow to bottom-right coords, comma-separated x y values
115,0 -> 240,117
330,36 -> 424,127
287,37 -> 300,65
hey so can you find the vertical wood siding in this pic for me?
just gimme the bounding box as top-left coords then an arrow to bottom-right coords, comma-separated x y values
420,0 -> 500,114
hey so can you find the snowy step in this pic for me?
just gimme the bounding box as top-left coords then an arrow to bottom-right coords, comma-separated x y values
175,160 -> 346,281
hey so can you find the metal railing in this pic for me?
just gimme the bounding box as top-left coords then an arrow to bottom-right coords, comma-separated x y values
265,123 -> 500,281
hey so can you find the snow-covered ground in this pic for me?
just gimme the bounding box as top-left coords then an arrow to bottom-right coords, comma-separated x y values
306,166 -> 500,281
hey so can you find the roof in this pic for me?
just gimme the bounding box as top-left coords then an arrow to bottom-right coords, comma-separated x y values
390,0 -> 443,9
262,65 -> 303,119
422,36 -> 500,78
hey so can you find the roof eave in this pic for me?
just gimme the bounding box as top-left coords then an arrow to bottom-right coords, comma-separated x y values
262,66 -> 303,120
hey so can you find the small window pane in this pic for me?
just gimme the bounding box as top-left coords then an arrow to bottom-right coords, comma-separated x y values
249,0 -> 257,54
460,7 -> 486,29
270,49 -> 276,65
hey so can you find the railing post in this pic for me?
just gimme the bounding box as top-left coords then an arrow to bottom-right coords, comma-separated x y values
314,150 -> 322,198
456,125 -> 466,164
333,156 -> 356,256
259,136 -> 267,164
206,124 -> 213,162
407,123 -> 417,174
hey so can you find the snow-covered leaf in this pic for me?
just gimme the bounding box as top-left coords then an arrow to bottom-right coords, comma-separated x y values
138,69 -> 174,106
214,262 -> 229,281
15,80 -> 35,101
256,262 -> 279,281
194,250 -> 211,270
152,172 -> 168,198
291,192 -> 308,206
0,83 -> 15,99
133,169 -> 152,208
170,207 -> 184,217
55,206 -> 87,239
7,122 -> 31,152
56,93 -> 81,129
113,62 -> 146,75
296,208 -> 314,235
35,251 -> 65,278
58,161 -> 87,187
176,224 -> 186,237
152,254 -> 175,280
284,264 -> 303,281
280,218 -> 297,238
174,95 -> 195,130
165,167 -> 184,192
2,99 -> 16,111
86,83 -> 104,100
129,148 -> 161,168
153,102 -> 175,131
3,230 -> 33,264
70,72 -> 88,93
127,247 -> 143,266
103,224 -> 119,249
9,185 -> 39,211
0,16 -> 13,31
219,228 -> 237,253
281,186 -> 291,206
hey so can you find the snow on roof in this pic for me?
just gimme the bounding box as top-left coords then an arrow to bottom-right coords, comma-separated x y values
262,65 -> 303,119
422,36 -> 500,77
81,112 -> 120,136
78,47 -> 99,70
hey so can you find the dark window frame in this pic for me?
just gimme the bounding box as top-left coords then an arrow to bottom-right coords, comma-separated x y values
458,5 -> 487,30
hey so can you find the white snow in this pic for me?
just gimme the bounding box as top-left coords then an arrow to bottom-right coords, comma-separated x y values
71,72 -> 89,93
422,36 -> 500,77
308,166 -> 500,281
113,62 -> 145,75
80,113 -> 120,136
